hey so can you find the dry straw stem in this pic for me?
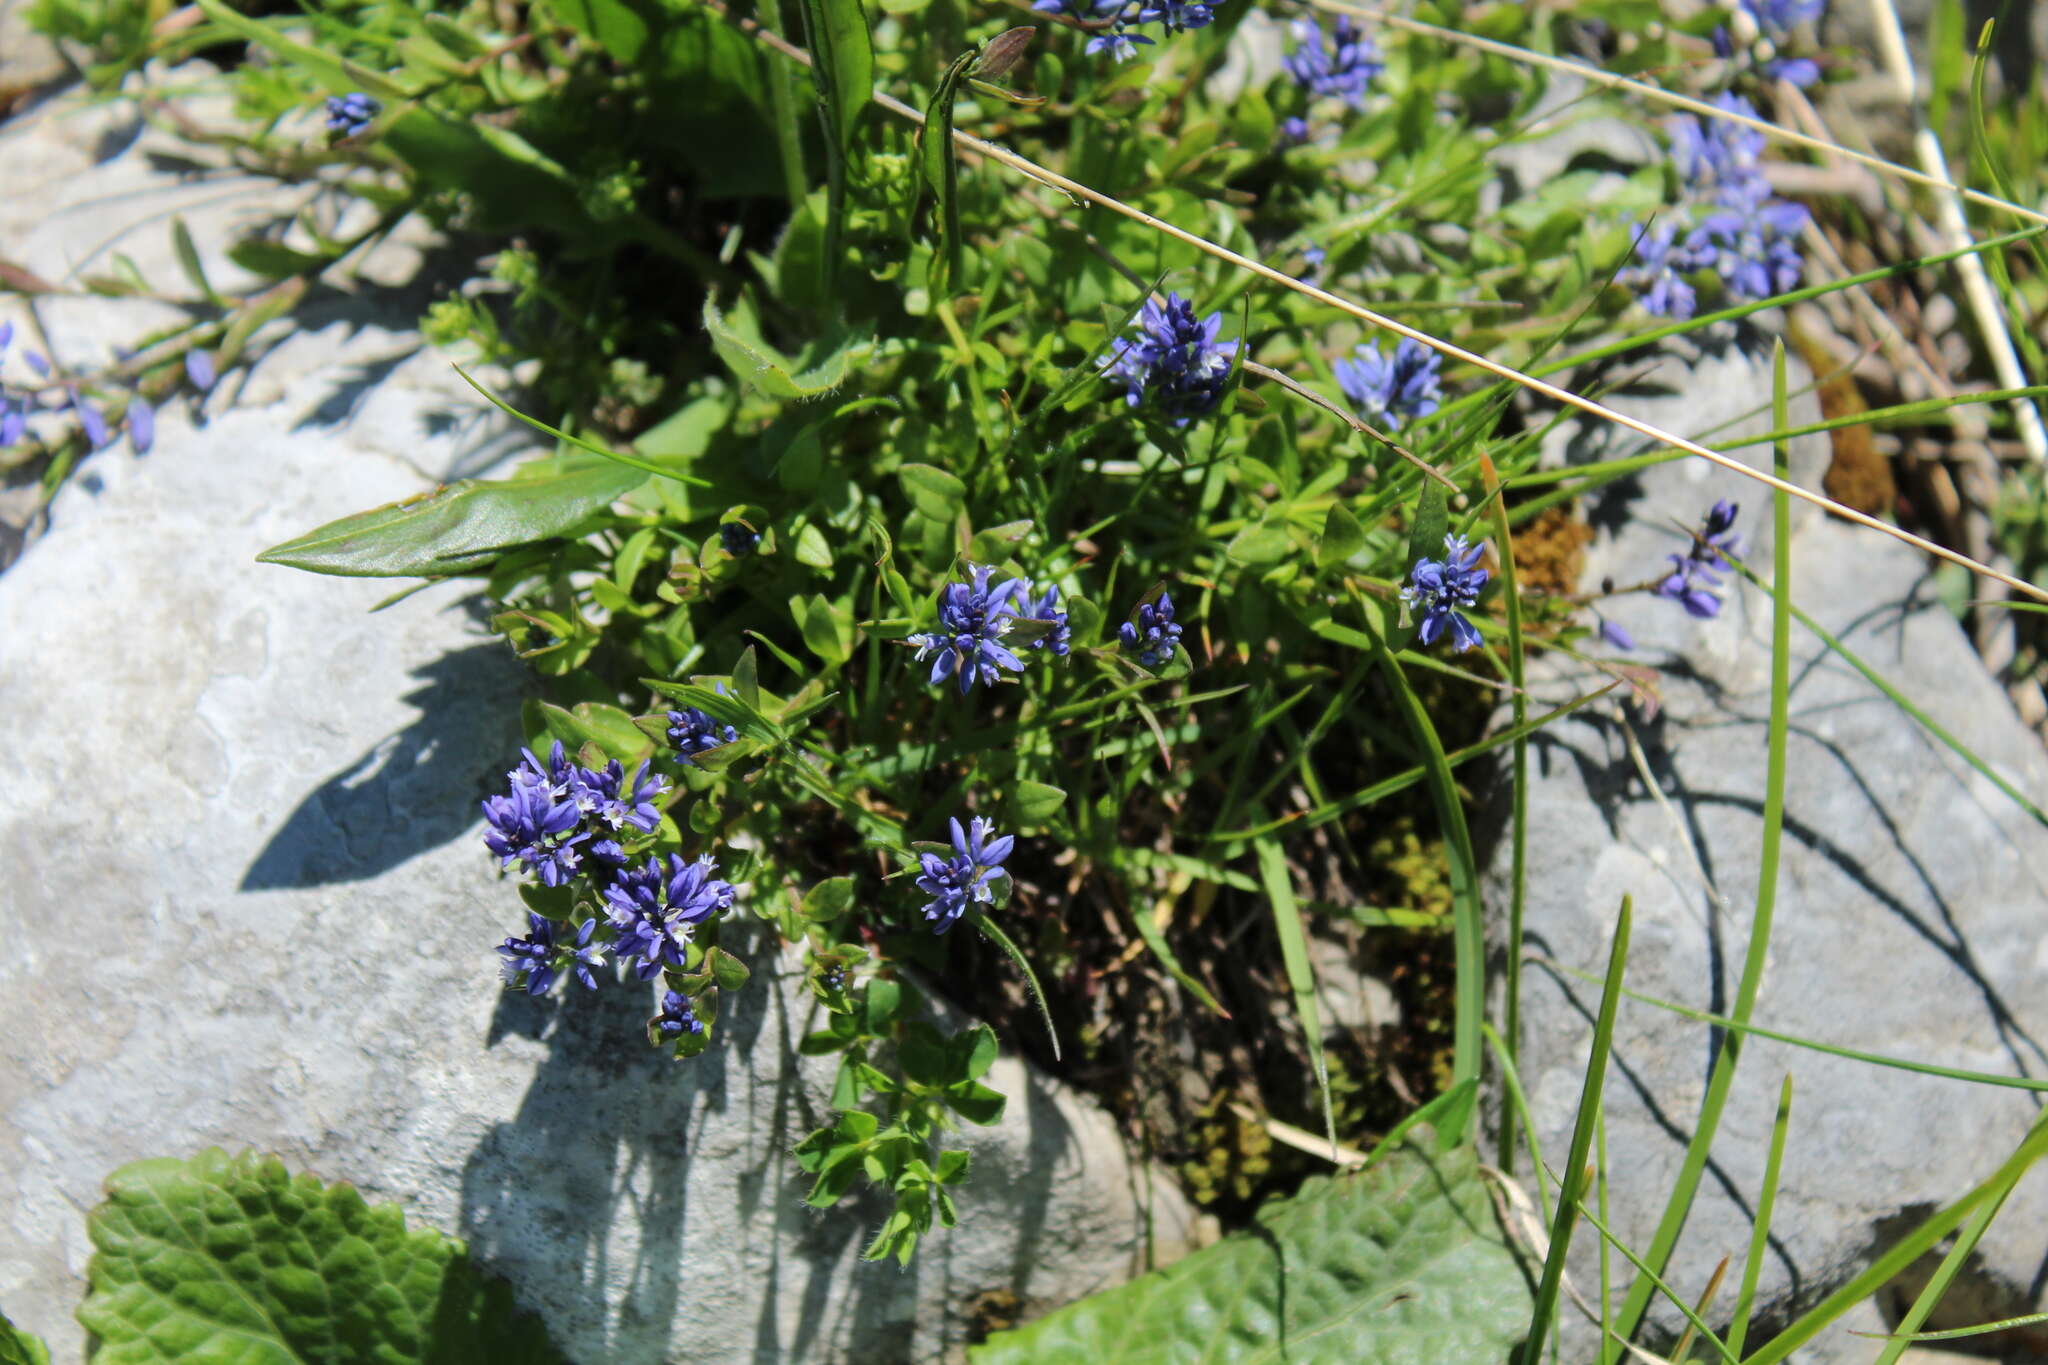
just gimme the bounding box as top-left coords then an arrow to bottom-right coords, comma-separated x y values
723,3 -> 2048,605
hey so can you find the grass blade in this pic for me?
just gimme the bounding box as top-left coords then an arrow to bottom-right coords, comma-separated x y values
1481,451 -> 1530,1173
1603,342 -> 1795,1359
1254,837 -> 1335,1156
1728,1075 -> 1792,1356
1522,896 -> 1631,1364
971,911 -> 1060,1062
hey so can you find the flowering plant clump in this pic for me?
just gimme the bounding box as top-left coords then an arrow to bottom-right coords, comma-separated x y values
195,0 -> 1900,1295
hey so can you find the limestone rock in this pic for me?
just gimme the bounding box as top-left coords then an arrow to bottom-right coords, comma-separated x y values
0,86 -> 1193,1365
1487,338 -> 2048,1362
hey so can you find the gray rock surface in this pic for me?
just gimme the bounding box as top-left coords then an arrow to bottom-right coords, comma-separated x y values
1487,338 -> 2048,1361
0,89 -> 1194,1365
0,0 -> 65,101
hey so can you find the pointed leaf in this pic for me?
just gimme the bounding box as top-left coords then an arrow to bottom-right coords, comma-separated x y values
257,458 -> 647,578
703,296 -> 865,399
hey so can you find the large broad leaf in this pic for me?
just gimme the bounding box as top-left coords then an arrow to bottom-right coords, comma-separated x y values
78,1148 -> 564,1365
258,458 -> 647,577
968,1143 -> 1530,1365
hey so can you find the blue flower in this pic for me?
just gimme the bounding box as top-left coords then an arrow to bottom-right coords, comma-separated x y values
908,563 -> 1030,693
1335,338 -> 1443,431
1299,242 -> 1327,282
1018,581 -> 1072,656
325,92 -> 381,139
481,773 -> 587,887
1283,16 -> 1383,108
1135,0 -> 1216,35
573,759 -> 668,832
1085,25 -> 1155,62
656,989 -> 705,1038
1598,617 -> 1636,651
1689,192 -> 1808,301
667,707 -> 738,764
1099,292 -> 1240,425
1280,116 -> 1313,145
1618,221 -> 1703,319
1654,500 -> 1741,619
497,914 -> 605,995
73,391 -> 109,450
1119,591 -> 1183,668
916,815 -> 1015,934
0,324 -> 35,448
128,398 -> 155,455
719,522 -> 759,556
1403,534 -> 1489,652
185,350 -> 218,392
603,853 -> 737,979
1666,93 -> 1768,201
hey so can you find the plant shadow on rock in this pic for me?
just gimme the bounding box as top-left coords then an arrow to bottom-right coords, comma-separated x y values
240,636 -> 527,890
461,916 -> 963,1365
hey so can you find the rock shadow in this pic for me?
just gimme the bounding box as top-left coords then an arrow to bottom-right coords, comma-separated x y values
240,637 -> 526,890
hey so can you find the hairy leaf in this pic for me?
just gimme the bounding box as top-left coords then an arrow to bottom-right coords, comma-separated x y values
78,1148 -> 563,1365
969,1143 -> 1530,1364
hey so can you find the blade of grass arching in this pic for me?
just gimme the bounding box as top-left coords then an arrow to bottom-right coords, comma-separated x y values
1866,1314 -> 2048,1345
970,911 -> 1060,1062
1524,897 -> 1633,1365
1872,1114 -> 2032,1365
1209,682 -> 1620,843
1532,957 -> 2048,1095
1254,836 -> 1335,1155
1968,32 -> 2048,375
1368,626 -> 1485,1104
1481,451 -> 1531,1174
1359,1077 -> 1479,1166
452,366 -> 712,487
1434,226 -> 2048,426
1603,343 -> 1796,1362
1723,560 -> 2048,830
1728,1076 -> 1793,1357
1746,1112 -> 2048,1365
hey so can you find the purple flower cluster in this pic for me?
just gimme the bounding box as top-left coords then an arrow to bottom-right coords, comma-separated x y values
1655,500 -> 1741,618
0,323 -> 34,448
325,92 -> 381,140
481,741 -> 668,887
1283,16 -> 1382,109
1100,292 -> 1240,425
1622,93 -> 1809,318
1730,0 -> 1825,87
916,816 -> 1014,934
603,853 -> 736,978
1335,338 -> 1443,431
667,706 -> 738,764
0,325 -> 218,456
1119,591 -> 1183,669
497,913 -> 607,995
1403,534 -> 1489,653
1034,0 -> 1217,62
908,564 -> 1071,694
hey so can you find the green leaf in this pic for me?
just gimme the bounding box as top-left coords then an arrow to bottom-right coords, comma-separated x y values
798,0 -> 872,159
1011,780 -> 1066,823
257,458 -> 648,578
703,295 -> 865,399
1256,838 -> 1334,1154
948,1023 -> 999,1081
170,217 -> 218,305
708,947 -> 752,991
803,876 -> 857,920
898,462 -> 966,519
1404,480 -> 1448,574
78,1148 -> 564,1365
227,238 -> 332,279
916,49 -> 976,296
1226,517 -> 1293,566
942,1080 -> 1007,1126
968,1143 -> 1531,1364
966,518 -> 1033,562
1318,501 -> 1367,571
793,593 -> 857,665
0,1310 -> 47,1365
537,700 -> 656,765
